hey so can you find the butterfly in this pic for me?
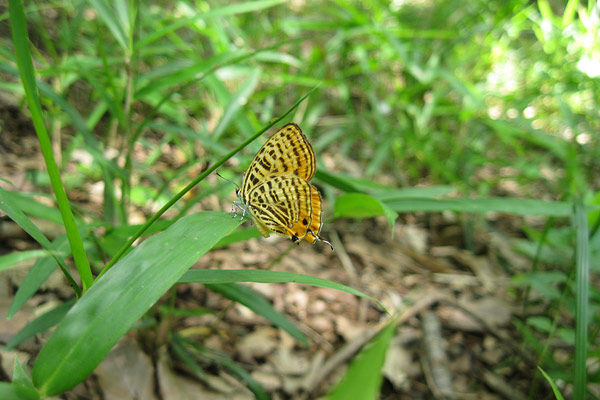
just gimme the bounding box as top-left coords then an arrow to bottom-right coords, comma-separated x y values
233,123 -> 332,249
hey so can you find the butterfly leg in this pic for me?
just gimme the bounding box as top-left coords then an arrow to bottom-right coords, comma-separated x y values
231,201 -> 248,221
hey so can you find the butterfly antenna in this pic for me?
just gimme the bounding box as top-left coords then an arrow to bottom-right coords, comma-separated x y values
216,171 -> 241,191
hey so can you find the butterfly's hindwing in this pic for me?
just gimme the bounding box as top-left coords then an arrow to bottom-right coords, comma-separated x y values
246,176 -> 315,242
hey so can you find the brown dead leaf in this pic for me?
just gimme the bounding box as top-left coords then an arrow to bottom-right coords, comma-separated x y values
335,315 -> 369,342
237,327 -> 278,362
382,335 -> 418,391
438,296 -> 512,332
95,338 -> 156,400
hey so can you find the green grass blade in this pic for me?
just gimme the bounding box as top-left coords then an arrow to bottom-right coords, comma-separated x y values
0,250 -> 65,272
383,197 -> 572,216
1,190 -> 64,225
538,367 -> 565,400
561,0 -> 580,28
174,335 -> 270,400
206,283 -> 308,344
8,235 -> 71,318
2,358 -> 40,400
326,318 -> 397,400
0,63 -> 125,179
573,200 -> 589,399
315,170 -> 363,193
135,52 -> 243,99
372,186 -> 456,200
9,0 -> 92,290
179,269 -> 388,314
134,0 -> 285,51
32,212 -> 241,396
205,74 -> 256,139
0,382 -> 38,400
0,188 -> 79,299
212,68 -> 261,140
7,299 -> 75,350
87,0 -> 128,51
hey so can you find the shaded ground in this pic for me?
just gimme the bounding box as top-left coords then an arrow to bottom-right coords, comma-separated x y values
0,100 -> 550,399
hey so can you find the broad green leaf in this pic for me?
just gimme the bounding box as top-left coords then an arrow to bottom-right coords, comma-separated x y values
206,283 -> 308,344
179,269 -> 388,314
213,227 -> 263,248
326,319 -> 397,400
334,193 -> 398,229
32,212 -> 241,396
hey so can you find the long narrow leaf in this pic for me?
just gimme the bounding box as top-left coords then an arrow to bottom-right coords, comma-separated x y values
134,0 -> 286,51
180,269 -> 388,313
0,250 -> 64,272
206,283 -> 308,344
212,68 -> 261,140
383,197 -> 572,216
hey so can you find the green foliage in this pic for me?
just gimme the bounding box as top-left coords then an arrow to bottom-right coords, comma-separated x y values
1,0 -> 598,398
326,319 -> 397,400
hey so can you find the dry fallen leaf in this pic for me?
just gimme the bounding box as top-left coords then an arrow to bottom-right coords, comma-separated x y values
95,338 -> 156,400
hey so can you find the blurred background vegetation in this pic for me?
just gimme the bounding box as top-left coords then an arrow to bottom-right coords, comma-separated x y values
1,0 -> 599,398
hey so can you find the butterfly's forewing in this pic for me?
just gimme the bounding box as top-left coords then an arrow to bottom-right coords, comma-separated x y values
241,123 -> 315,199
246,176 -> 315,242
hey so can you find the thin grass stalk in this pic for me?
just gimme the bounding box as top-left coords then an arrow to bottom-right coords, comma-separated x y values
97,87 -> 319,278
9,0 -> 93,291
573,200 -> 589,398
